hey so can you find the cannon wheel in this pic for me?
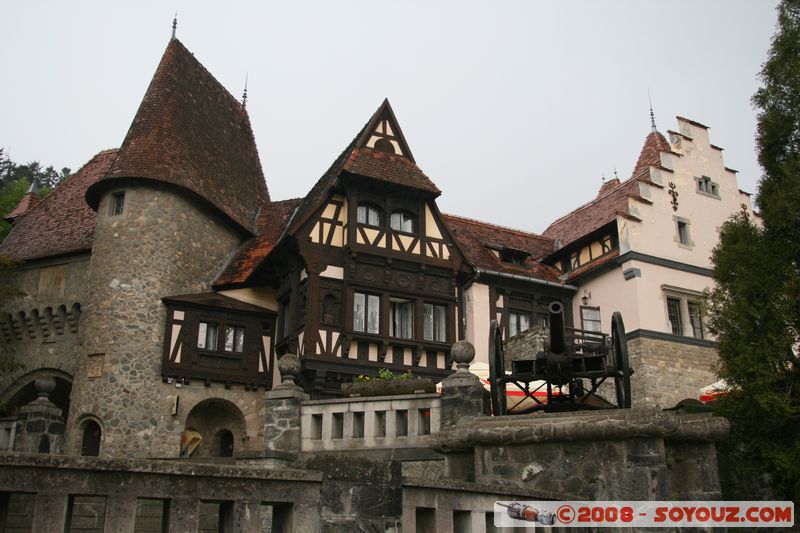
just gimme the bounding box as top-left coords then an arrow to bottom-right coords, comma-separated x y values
488,320 -> 507,416
611,312 -> 632,408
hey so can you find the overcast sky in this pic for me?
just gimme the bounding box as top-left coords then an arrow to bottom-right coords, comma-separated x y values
1,1 -> 779,234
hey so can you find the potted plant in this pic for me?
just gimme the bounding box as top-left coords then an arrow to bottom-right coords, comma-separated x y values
341,368 -> 435,397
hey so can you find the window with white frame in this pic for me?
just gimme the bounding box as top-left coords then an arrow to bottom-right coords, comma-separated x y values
390,298 -> 414,339
667,297 -> 683,335
198,321 -> 219,350
580,307 -> 601,332
390,210 -> 417,233
356,203 -> 383,226
508,310 -> 530,337
423,303 -> 447,342
353,292 -> 380,334
664,288 -> 705,339
687,301 -> 704,339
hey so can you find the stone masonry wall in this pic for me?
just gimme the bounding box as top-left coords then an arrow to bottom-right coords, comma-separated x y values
0,256 -> 90,408
67,184 -> 263,458
628,336 -> 718,408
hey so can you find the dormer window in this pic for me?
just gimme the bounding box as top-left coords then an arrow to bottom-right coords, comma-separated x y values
500,248 -> 530,266
357,203 -> 383,227
390,210 -> 416,233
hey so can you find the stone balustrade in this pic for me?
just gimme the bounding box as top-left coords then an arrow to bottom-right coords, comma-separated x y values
300,393 -> 441,452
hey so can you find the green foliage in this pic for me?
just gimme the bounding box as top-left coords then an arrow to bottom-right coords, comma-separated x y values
0,148 -> 70,242
0,178 -> 30,241
708,0 -> 800,502
355,369 -> 413,382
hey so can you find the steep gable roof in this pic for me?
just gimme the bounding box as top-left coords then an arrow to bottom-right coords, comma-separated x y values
287,99 -> 439,237
442,214 -> 563,283
0,149 -> 118,261
542,130 -> 670,248
86,38 -> 268,234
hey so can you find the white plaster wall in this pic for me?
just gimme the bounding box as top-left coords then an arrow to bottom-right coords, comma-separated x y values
625,119 -> 755,268
219,287 -> 279,311
464,282 -> 491,365
571,268 -> 641,334
627,260 -> 715,337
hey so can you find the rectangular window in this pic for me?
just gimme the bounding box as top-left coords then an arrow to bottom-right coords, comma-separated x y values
134,498 -> 169,533
110,191 -> 125,216
688,301 -> 704,339
508,311 -> 530,337
580,307 -> 602,332
390,299 -> 414,339
197,322 -> 219,350
677,220 -> 690,245
66,495 -> 107,532
353,292 -> 380,334
223,326 -> 245,352
667,297 -> 683,335
423,303 -> 447,342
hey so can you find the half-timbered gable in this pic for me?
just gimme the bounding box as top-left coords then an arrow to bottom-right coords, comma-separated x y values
237,99 -> 469,396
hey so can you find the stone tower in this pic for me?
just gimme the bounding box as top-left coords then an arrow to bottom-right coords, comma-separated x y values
66,37 -> 269,458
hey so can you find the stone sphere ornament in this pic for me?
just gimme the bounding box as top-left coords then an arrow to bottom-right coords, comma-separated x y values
277,353 -> 301,384
34,376 -> 57,397
450,341 -> 476,372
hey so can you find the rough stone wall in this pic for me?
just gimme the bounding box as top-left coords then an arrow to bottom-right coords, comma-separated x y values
628,336 -> 718,408
67,185 -> 263,458
0,256 -> 90,404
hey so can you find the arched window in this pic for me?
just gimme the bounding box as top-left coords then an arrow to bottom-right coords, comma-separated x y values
216,430 -> 234,457
81,420 -> 101,456
390,210 -> 417,233
357,203 -> 383,227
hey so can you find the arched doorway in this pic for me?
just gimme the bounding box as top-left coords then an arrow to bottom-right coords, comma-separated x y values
183,399 -> 246,458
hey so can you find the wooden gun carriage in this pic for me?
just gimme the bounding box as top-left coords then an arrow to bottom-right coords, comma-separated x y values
488,301 -> 633,414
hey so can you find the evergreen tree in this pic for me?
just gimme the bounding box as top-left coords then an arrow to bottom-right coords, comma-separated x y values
708,0 -> 800,501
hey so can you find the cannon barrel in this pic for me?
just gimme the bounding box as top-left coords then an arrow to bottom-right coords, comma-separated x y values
548,301 -> 566,354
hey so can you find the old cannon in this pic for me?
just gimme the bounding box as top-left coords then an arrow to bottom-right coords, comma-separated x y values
488,301 -> 633,414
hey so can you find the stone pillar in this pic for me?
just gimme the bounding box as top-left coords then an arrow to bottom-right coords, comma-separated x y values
13,377 -> 65,454
440,341 -> 485,428
263,354 -> 308,465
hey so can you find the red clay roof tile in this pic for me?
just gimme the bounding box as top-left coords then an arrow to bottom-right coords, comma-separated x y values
0,149 -> 118,262
85,38 -> 268,234
214,198 -> 302,286
4,191 -> 41,224
442,214 -> 563,283
543,131 -> 671,248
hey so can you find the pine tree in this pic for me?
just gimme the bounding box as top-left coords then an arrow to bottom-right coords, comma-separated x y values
708,0 -> 800,501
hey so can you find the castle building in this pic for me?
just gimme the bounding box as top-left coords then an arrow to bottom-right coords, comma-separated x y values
0,34 -> 753,460
541,118 -> 757,407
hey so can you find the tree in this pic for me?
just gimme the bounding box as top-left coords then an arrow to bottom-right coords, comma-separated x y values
0,149 -> 71,242
707,0 -> 800,502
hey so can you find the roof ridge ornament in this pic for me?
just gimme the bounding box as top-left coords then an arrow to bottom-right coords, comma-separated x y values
242,72 -> 248,108
648,89 -> 657,133
171,12 -> 177,40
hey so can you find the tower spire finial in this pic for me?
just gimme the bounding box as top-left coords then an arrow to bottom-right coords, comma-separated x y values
648,89 -> 657,133
171,12 -> 177,40
242,72 -> 248,108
